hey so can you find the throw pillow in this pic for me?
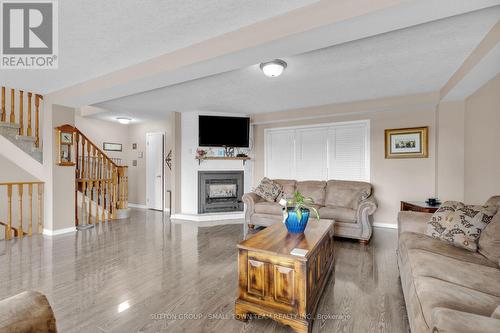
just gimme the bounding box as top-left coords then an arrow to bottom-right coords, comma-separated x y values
253,178 -> 283,202
478,211 -> 500,263
426,201 -> 498,252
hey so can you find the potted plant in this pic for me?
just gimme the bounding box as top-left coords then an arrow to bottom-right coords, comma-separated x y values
282,191 -> 320,233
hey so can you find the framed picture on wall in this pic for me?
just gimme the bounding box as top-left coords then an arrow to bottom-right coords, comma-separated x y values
385,127 -> 428,158
103,142 -> 122,152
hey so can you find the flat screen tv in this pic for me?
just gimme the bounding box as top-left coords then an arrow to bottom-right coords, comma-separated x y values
199,115 -> 250,147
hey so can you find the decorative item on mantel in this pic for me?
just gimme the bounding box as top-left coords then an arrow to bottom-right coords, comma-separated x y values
280,191 -> 320,233
195,147 -> 251,165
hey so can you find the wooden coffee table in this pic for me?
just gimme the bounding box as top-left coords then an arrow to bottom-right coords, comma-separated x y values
235,219 -> 335,333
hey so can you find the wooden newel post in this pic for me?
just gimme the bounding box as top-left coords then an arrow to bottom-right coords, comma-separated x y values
117,166 -> 128,209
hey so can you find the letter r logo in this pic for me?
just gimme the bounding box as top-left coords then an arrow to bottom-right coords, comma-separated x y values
2,1 -> 53,54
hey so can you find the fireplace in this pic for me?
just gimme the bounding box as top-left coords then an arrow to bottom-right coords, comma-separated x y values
198,171 -> 244,213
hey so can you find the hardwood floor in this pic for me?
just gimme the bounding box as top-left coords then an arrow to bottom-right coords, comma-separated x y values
0,209 -> 409,333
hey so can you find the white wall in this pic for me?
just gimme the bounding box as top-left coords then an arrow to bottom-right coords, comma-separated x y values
437,101 -> 465,201
464,74 -> 500,204
75,115 -> 129,160
180,111 -> 253,214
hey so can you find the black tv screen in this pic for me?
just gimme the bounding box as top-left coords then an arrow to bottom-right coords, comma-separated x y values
199,115 -> 250,147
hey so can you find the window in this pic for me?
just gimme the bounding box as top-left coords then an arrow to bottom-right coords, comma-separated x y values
264,120 -> 370,181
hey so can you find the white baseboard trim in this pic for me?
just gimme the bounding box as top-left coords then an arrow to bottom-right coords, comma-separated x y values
128,203 -> 170,213
171,212 -> 244,222
128,203 -> 147,209
43,227 -> 77,236
373,222 -> 398,229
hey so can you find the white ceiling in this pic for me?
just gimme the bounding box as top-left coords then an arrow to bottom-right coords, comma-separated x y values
0,0 -> 318,93
92,7 -> 500,119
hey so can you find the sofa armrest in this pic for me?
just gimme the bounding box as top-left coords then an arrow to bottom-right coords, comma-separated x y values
397,211 -> 433,235
0,291 -> 57,333
431,307 -> 500,333
356,196 -> 377,240
242,192 -> 263,210
357,196 -> 377,216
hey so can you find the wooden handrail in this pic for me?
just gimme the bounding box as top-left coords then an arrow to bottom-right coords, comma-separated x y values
0,181 -> 44,186
75,128 -> 119,168
0,182 -> 44,240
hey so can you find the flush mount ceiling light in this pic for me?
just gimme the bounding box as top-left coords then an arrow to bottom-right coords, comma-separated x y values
116,117 -> 132,125
260,59 -> 287,77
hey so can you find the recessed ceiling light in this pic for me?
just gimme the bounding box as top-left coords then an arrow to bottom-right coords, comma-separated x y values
260,59 -> 287,77
116,117 -> 132,125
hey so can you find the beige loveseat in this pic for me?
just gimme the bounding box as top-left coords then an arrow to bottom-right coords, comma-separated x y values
0,291 -> 57,332
242,179 -> 377,242
398,196 -> 500,333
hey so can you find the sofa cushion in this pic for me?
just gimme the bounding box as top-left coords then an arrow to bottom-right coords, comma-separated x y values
319,206 -> 356,223
414,275 -> 500,329
399,232 -> 498,268
254,202 -> 283,215
273,179 -> 296,198
400,234 -> 500,329
398,211 -> 433,235
406,249 -> 500,297
426,201 -> 498,251
296,181 -> 326,206
493,306 -> 500,319
324,180 -> 371,209
485,196 -> 500,208
479,211 -> 500,264
253,177 -> 283,202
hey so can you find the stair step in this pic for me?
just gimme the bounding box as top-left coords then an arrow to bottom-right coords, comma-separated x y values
0,121 -> 20,139
0,122 -> 42,163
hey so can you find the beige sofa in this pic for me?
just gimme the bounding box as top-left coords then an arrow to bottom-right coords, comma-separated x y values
242,179 -> 377,242
397,196 -> 500,333
0,291 -> 57,332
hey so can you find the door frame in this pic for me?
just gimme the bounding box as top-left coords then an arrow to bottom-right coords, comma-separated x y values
146,132 -> 165,211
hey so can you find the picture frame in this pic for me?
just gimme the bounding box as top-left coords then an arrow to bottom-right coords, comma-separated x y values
385,127 -> 428,159
103,142 -> 122,152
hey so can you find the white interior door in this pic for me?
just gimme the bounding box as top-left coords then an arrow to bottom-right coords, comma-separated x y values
146,133 -> 164,210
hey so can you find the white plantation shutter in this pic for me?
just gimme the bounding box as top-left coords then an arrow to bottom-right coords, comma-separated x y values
265,121 -> 369,182
295,127 -> 328,181
328,123 -> 368,181
265,129 -> 295,179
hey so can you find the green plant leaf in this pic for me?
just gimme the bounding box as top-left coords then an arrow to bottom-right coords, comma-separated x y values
309,206 -> 320,221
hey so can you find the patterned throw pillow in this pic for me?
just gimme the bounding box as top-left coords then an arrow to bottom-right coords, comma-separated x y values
253,178 -> 283,202
426,201 -> 498,251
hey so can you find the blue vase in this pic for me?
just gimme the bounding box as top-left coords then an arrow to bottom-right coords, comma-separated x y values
285,208 -> 310,233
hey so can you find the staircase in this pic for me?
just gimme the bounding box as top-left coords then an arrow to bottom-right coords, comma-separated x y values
0,87 -> 45,240
73,126 -> 129,226
0,87 -> 43,163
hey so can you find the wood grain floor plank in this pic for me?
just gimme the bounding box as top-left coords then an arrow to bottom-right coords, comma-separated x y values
0,209 -> 409,332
